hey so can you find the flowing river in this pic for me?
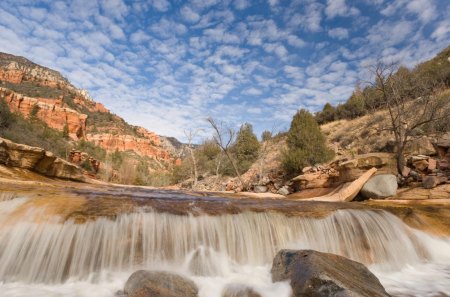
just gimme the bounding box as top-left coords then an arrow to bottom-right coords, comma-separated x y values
0,192 -> 449,297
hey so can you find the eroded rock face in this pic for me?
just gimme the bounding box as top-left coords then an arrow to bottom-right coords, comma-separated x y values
0,138 -> 45,169
361,174 -> 398,199
271,249 -> 390,297
86,133 -> 170,160
0,88 -> 87,139
124,270 -> 198,297
0,137 -> 84,181
0,53 -> 71,89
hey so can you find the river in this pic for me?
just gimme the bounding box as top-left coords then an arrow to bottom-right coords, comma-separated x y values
0,188 -> 449,297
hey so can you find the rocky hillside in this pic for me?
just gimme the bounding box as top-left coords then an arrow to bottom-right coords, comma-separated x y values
0,52 -> 180,185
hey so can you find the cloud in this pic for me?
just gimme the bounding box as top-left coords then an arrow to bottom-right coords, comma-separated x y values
242,87 -> 263,96
328,27 -> 349,39
367,20 -> 414,47
234,0 -> 250,10
325,0 -> 359,19
288,3 -> 323,32
0,0 -> 447,141
431,19 -> 450,42
151,18 -> 187,38
381,0 -> 437,23
263,43 -> 288,59
149,0 -> 171,12
180,5 -> 200,23
130,30 -> 150,44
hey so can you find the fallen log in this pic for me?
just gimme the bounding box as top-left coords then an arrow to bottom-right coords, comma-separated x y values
298,167 -> 377,202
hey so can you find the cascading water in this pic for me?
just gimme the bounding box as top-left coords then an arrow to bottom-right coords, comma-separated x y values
0,196 -> 449,297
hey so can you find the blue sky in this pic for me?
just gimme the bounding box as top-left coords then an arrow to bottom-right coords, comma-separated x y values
0,0 -> 449,141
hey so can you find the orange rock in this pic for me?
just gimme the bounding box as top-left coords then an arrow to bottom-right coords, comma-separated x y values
86,133 -> 170,161
0,88 -> 87,140
0,68 -> 23,83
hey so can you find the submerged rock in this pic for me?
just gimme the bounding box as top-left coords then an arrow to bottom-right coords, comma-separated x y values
360,174 -> 398,199
124,270 -> 198,297
271,249 -> 390,297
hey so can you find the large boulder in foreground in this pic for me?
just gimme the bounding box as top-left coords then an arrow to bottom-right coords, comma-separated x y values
360,174 -> 398,199
124,270 -> 198,297
271,249 -> 390,297
0,137 -> 84,181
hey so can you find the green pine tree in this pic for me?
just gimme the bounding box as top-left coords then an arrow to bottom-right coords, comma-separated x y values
283,109 -> 334,175
233,123 -> 260,173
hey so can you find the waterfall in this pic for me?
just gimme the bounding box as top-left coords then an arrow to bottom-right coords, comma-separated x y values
0,200 -> 434,284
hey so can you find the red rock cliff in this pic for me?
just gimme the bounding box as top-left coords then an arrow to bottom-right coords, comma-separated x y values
86,133 -> 170,160
0,88 -> 87,140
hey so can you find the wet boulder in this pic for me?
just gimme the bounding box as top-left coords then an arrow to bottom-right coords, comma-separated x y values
124,270 -> 198,297
271,249 -> 390,297
360,174 -> 398,199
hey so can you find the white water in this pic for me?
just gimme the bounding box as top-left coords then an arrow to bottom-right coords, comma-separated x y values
0,197 -> 449,297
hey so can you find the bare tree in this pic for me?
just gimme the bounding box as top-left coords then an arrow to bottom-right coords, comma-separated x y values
206,117 -> 245,189
184,129 -> 202,190
367,62 -> 450,174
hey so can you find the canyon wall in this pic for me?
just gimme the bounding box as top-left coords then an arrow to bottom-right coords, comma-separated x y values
0,88 -> 87,140
0,52 -> 174,163
86,133 -> 170,160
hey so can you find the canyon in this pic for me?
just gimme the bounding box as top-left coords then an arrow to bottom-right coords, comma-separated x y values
0,52 -> 174,165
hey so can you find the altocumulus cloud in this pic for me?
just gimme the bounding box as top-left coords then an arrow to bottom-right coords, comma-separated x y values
0,0 -> 448,141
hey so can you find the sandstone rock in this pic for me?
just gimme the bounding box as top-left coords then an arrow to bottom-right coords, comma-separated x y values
43,158 -> 84,181
0,137 -> 84,181
302,168 -> 377,202
277,186 -> 290,196
34,151 -> 57,173
0,138 -> 44,169
395,184 -> 450,199
124,270 -> 198,297
428,158 -> 437,171
271,249 -> 390,297
405,136 -> 436,156
222,284 -> 261,297
410,170 -> 421,181
302,166 -> 312,173
0,88 -> 87,140
438,159 -> 449,170
423,176 -> 448,189
292,171 -> 337,190
413,159 -> 429,172
360,174 -> 398,199
436,132 -> 450,149
253,185 -> 268,193
402,166 -> 411,177
337,153 -> 397,183
86,133 -> 170,161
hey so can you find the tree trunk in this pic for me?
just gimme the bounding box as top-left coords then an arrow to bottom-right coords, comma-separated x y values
225,150 -> 245,190
188,146 -> 198,190
396,144 -> 405,175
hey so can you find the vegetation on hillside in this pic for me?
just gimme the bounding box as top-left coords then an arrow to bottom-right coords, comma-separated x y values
315,46 -> 450,125
282,109 -> 334,176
